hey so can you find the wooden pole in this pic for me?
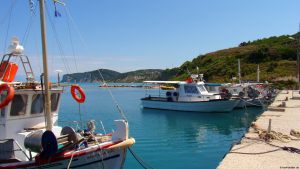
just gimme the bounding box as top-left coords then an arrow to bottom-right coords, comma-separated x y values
39,0 -> 52,131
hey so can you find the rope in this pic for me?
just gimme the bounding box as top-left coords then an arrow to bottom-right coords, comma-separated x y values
67,151 -> 75,169
64,5 -> 88,50
290,129 -> 300,138
64,6 -> 78,73
2,0 -> 17,54
97,69 -> 127,121
44,2 -> 72,74
227,125 -> 300,156
128,147 -> 154,169
229,148 -> 280,155
251,123 -> 293,143
21,1 -> 38,46
239,98 -> 264,107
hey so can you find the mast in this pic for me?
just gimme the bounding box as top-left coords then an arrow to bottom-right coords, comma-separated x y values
257,65 -> 260,83
39,0 -> 52,131
238,59 -> 241,84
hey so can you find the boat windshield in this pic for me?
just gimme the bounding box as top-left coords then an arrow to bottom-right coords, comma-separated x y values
184,85 -> 199,94
197,85 -> 207,92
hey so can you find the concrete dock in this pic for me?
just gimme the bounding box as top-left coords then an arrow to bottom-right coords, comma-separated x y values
218,90 -> 300,169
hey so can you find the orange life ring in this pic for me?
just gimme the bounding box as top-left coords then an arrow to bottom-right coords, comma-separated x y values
0,84 -> 14,108
71,85 -> 86,103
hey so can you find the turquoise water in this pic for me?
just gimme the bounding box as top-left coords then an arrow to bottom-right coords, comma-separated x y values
59,84 -> 264,169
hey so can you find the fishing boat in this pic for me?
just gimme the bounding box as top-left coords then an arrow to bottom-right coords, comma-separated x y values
0,1 -> 134,168
141,74 -> 240,112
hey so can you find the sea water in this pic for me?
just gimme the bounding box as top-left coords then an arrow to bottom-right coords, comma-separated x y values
59,83 -> 264,169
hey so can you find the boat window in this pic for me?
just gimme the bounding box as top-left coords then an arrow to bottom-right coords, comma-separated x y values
184,85 -> 199,94
0,95 -> 5,117
0,109 -> 4,117
198,85 -> 207,92
51,93 -> 60,112
10,94 -> 28,116
31,94 -> 44,114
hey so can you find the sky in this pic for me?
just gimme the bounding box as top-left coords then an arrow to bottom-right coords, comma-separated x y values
1,0 -> 300,79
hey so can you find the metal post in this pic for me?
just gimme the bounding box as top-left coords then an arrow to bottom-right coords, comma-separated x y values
39,0 -> 52,131
257,65 -> 260,83
297,23 -> 300,90
297,37 -> 300,90
238,59 -> 241,84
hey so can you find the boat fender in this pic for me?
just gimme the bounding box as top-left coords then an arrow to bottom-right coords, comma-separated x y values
0,84 -> 14,109
71,85 -> 86,103
238,91 -> 245,98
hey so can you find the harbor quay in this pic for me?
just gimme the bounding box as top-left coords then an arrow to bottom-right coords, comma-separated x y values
218,90 -> 300,169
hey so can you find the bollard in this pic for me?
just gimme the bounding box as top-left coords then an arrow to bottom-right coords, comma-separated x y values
267,119 -> 272,133
281,102 -> 286,107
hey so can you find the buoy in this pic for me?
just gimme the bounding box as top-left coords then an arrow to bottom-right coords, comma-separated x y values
0,84 -> 14,108
71,85 -> 86,103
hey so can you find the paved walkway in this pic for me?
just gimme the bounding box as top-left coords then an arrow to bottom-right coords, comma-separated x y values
218,90 -> 300,169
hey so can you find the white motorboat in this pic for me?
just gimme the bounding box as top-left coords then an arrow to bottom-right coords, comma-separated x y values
141,74 -> 240,112
0,1 -> 134,168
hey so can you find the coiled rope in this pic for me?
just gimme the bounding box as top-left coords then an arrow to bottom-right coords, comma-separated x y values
227,124 -> 300,155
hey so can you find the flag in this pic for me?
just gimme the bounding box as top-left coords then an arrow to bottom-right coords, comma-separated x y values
29,0 -> 34,12
54,2 -> 62,17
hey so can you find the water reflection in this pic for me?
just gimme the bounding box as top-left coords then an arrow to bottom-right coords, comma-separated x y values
141,107 -> 263,141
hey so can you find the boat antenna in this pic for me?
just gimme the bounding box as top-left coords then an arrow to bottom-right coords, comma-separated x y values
186,68 -> 191,76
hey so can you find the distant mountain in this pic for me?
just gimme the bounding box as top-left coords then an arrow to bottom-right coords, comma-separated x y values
61,69 -> 163,83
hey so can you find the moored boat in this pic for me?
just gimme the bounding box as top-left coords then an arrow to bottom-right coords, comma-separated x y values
0,1 -> 134,168
141,74 -> 239,112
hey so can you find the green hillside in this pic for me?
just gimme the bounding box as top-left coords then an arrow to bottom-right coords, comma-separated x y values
62,33 -> 300,89
162,33 -> 299,88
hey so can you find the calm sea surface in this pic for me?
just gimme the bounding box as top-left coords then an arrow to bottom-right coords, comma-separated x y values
59,83 -> 264,169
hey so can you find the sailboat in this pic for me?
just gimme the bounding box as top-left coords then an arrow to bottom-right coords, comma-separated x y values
0,1 -> 134,168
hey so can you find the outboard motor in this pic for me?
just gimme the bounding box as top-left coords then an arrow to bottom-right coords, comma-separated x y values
220,87 -> 232,100
247,87 -> 259,99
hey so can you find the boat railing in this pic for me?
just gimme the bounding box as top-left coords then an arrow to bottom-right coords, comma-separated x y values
58,120 -> 107,135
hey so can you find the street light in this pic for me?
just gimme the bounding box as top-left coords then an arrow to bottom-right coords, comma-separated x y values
288,36 -> 300,90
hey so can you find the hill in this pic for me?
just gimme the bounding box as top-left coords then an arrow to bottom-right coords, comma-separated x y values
62,33 -> 300,88
61,69 -> 163,83
161,33 -> 299,88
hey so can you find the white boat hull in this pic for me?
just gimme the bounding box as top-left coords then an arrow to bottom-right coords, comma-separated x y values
0,144 -> 127,169
141,98 -> 239,112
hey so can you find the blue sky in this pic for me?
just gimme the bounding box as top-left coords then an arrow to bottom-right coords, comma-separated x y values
1,0 -> 300,79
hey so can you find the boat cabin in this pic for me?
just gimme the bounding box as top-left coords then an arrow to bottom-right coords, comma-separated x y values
164,81 -> 222,102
